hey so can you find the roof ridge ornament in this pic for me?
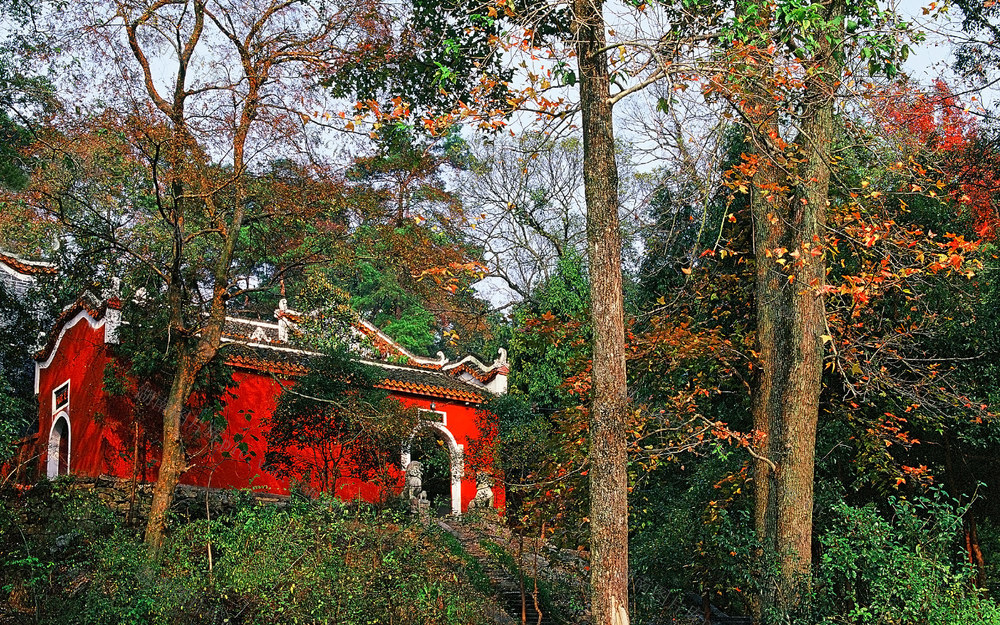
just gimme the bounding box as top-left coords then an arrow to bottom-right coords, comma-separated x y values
275,298 -> 299,342
493,347 -> 508,368
443,347 -> 509,374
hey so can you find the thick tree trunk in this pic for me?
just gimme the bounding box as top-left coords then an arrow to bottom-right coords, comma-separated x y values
748,4 -> 841,621
144,357 -> 197,552
143,254 -> 230,554
574,0 -> 629,623
144,327 -> 225,552
750,159 -> 826,616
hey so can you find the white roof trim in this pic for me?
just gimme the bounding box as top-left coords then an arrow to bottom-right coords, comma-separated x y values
358,358 -> 450,377
34,309 -> 106,394
357,319 -> 448,367
220,336 -> 318,356
225,317 -> 282,331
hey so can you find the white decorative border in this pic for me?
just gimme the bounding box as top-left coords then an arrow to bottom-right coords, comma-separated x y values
52,380 -> 70,415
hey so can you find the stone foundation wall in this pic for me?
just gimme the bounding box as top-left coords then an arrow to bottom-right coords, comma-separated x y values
33,475 -> 289,522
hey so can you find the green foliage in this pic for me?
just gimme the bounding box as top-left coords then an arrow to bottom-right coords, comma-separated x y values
1,483 -> 495,624
630,452 -> 758,621
305,128 -> 490,357
631,475 -> 1000,623
0,0 -> 57,191
324,0 -> 514,124
505,250 -> 590,412
348,258 -> 438,354
0,276 -> 58,466
0,479 -> 121,621
797,490 -> 1000,624
720,0 -> 917,77
485,393 -> 550,481
381,308 -> 438,354
0,372 -> 32,465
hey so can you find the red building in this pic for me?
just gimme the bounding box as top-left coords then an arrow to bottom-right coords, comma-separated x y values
23,281 -> 507,515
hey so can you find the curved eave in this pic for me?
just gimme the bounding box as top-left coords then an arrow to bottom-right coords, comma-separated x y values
374,378 -> 485,404
224,353 -> 310,378
34,295 -> 114,364
445,362 -> 510,385
0,252 -> 57,276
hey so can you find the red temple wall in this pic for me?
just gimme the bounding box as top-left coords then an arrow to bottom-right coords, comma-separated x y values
31,314 -> 503,512
36,313 -> 132,480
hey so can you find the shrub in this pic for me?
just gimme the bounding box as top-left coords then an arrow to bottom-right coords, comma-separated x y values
802,490 -> 1000,625
0,478 -> 119,623
3,485 -> 496,625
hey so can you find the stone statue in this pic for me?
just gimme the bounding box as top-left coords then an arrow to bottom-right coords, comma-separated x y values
416,490 -> 431,524
468,472 -> 494,511
403,461 -> 422,501
404,461 -> 431,516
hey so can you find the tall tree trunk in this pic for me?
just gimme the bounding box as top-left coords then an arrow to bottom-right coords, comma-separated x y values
574,0 -> 629,623
144,323 -> 225,551
749,3 -> 842,621
750,159 -> 826,618
144,355 -> 197,551
140,4 -> 250,549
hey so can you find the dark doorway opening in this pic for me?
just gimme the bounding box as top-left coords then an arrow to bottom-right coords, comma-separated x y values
410,428 -> 451,515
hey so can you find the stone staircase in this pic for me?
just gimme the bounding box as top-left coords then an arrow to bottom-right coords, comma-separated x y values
438,518 -> 555,625
438,517 -> 752,625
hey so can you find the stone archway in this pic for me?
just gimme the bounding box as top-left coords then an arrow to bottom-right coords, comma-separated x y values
401,421 -> 463,516
47,414 -> 70,478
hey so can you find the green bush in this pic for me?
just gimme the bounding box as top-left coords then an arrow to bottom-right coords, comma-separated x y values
629,452 -> 758,621
2,484 -> 496,625
0,479 -> 120,623
802,490 -> 1000,625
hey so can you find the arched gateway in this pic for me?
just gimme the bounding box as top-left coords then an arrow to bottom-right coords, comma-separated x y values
47,414 -> 70,478
401,420 -> 464,516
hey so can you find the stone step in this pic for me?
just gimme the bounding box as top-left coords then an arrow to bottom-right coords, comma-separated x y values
439,519 -> 555,625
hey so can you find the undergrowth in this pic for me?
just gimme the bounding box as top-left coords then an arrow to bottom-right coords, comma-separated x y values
0,479 -> 495,625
